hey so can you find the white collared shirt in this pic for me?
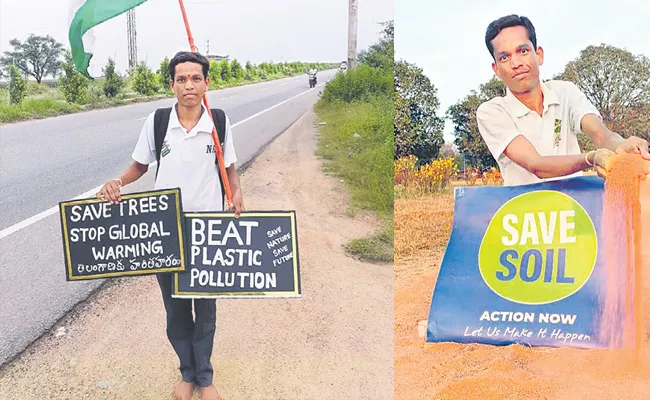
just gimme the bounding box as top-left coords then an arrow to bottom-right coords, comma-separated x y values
476,80 -> 601,186
131,102 -> 237,211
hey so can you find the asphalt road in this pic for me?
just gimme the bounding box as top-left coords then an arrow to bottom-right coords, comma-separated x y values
0,69 -> 337,367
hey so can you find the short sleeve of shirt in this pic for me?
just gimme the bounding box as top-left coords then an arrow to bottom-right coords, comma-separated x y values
567,82 -> 602,134
476,102 -> 522,161
131,111 -> 156,165
223,114 -> 237,167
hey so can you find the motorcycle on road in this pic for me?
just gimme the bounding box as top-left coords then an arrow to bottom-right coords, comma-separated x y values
308,72 -> 317,88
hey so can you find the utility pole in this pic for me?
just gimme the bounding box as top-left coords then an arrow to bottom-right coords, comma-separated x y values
347,0 -> 358,69
127,8 -> 138,70
207,40 -> 210,54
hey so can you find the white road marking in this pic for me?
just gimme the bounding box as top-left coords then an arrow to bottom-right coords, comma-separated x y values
258,88 -> 269,91
220,95 -> 238,100
0,87 -> 315,239
135,117 -> 147,121
0,185 -> 103,239
232,87 -> 313,129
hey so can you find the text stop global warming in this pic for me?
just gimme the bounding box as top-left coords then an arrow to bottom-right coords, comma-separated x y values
59,189 -> 186,280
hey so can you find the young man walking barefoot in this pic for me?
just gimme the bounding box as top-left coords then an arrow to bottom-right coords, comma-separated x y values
98,51 -> 243,400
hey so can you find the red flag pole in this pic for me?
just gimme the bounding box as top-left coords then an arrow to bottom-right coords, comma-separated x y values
177,0 -> 233,205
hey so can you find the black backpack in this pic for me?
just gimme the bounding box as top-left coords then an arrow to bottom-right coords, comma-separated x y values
153,107 -> 227,200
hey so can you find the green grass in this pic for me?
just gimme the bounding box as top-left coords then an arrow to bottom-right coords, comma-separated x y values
0,71 -> 325,124
314,94 -> 394,263
0,97 -> 82,123
345,216 -> 394,263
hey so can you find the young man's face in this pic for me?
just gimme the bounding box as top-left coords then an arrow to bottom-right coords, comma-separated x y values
170,61 -> 209,107
490,26 -> 544,94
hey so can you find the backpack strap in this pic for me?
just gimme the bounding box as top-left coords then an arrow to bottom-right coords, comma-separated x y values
210,108 -> 227,202
211,108 -> 227,150
153,107 -> 172,181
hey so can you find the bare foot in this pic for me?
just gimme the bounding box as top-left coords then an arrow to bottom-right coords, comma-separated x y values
199,385 -> 223,400
172,380 -> 194,400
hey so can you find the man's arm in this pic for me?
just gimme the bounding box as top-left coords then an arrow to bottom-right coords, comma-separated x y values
98,161 -> 148,204
226,164 -> 244,217
503,136 -> 606,179
580,114 -> 650,159
477,102 -> 612,180
567,82 -> 650,160
98,112 -> 156,203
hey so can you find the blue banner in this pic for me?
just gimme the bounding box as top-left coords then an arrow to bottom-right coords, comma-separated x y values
427,176 -> 610,348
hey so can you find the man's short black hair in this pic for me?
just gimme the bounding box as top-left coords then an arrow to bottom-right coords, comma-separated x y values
168,51 -> 209,81
485,15 -> 537,60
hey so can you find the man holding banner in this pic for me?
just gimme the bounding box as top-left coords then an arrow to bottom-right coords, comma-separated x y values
477,14 -> 650,186
97,51 -> 241,400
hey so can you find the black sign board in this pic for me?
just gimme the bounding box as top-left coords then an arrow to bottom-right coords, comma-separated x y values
172,211 -> 301,298
59,189 -> 186,281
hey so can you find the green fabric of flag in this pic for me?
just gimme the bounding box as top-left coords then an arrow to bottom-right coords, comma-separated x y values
69,0 -> 149,78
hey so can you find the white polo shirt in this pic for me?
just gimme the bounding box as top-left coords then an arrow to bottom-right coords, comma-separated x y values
132,102 -> 237,212
476,80 -> 601,186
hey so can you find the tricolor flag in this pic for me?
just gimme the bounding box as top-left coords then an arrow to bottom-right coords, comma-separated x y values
68,0 -> 149,78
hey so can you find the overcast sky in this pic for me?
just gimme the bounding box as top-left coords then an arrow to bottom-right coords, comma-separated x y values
0,0 -> 392,77
396,0 -> 650,142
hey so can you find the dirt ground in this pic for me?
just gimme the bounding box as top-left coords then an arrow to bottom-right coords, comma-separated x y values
394,181 -> 650,400
0,109 -> 393,400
